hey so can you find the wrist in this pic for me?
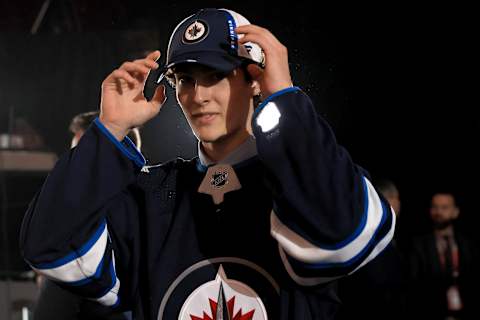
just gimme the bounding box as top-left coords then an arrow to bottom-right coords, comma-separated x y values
263,83 -> 294,99
98,118 -> 129,141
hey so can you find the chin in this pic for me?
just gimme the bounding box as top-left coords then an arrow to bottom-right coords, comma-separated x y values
195,129 -> 225,143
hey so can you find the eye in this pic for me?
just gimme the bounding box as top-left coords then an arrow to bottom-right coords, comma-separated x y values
211,72 -> 227,81
176,74 -> 194,86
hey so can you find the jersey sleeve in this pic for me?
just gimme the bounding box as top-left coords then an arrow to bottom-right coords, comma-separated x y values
20,118 -> 145,308
251,87 -> 396,285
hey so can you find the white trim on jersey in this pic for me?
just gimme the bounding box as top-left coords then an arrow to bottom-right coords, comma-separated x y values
270,177 -> 389,264
279,211 -> 396,286
349,210 -> 396,273
95,276 -> 120,306
32,223 -> 108,283
95,253 -> 121,307
278,245 -> 343,286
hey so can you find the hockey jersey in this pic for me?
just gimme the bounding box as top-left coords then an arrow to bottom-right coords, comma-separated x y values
20,87 -> 395,319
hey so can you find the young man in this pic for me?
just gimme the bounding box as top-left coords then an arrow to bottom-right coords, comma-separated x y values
20,8 -> 395,320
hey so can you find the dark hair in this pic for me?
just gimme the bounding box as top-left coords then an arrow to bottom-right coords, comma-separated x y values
374,178 -> 398,196
69,111 -> 142,148
69,111 -> 99,133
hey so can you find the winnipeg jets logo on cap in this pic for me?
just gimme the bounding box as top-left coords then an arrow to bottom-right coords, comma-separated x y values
184,21 -> 208,43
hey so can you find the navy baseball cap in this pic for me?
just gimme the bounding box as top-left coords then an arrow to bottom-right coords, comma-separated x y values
157,8 -> 264,83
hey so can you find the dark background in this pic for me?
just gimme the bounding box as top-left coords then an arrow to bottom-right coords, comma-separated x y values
0,0 -> 477,244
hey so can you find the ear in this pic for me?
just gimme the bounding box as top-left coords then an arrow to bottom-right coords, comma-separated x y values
251,80 -> 261,97
453,207 -> 460,219
246,63 -> 263,80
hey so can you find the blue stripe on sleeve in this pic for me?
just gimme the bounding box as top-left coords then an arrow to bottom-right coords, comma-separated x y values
35,220 -> 107,270
93,259 -> 117,299
253,86 -> 300,118
93,118 -> 146,168
290,199 -> 389,270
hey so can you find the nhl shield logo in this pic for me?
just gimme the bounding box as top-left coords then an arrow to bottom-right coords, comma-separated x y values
198,165 -> 241,205
184,21 -> 208,43
211,170 -> 228,188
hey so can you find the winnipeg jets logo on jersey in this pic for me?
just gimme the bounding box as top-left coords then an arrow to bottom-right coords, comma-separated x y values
184,21 -> 208,43
179,266 -> 267,320
157,258 -> 279,320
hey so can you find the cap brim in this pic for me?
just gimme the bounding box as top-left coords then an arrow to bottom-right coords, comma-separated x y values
157,51 -> 244,83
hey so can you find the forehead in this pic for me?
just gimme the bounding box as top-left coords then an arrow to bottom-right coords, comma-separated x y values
432,194 -> 455,206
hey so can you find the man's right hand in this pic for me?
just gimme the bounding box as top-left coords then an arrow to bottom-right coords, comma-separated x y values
99,50 -> 166,141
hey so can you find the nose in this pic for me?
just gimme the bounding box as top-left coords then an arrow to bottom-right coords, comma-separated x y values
192,80 -> 211,106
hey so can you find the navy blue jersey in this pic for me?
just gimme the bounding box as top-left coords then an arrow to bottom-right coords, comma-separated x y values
20,87 -> 395,319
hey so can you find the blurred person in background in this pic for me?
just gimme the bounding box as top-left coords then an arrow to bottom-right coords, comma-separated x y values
69,111 -> 141,149
375,179 -> 400,219
409,192 -> 479,320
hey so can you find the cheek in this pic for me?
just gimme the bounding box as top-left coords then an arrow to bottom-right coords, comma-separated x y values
176,92 -> 191,117
228,83 -> 253,111
214,79 -> 234,104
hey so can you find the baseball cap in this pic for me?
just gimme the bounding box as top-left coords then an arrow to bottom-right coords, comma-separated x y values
157,8 -> 264,83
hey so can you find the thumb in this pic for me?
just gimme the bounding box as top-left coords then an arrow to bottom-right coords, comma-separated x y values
149,84 -> 166,111
246,64 -> 263,81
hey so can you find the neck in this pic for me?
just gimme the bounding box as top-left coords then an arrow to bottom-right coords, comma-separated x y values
201,130 -> 250,163
434,224 -> 454,237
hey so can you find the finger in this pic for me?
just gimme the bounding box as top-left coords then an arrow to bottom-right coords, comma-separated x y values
121,61 -> 150,75
236,31 -> 279,53
146,50 -> 161,62
149,84 -> 166,110
133,58 -> 159,70
236,25 -> 282,49
236,34 -> 277,57
236,24 -> 266,34
111,69 -> 136,86
236,25 -> 279,42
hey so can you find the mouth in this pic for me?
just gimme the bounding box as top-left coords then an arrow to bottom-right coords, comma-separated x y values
192,112 -> 219,124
